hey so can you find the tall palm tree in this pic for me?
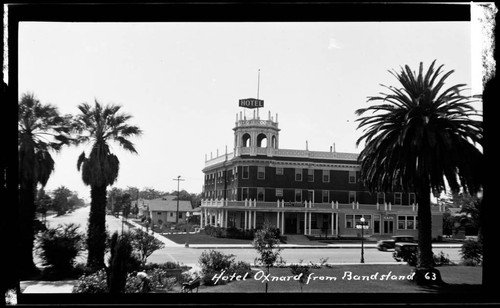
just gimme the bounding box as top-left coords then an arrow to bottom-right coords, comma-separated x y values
75,100 -> 142,268
18,92 -> 72,277
355,60 -> 482,282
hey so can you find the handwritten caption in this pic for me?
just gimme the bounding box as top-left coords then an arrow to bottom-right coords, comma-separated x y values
212,270 -> 416,285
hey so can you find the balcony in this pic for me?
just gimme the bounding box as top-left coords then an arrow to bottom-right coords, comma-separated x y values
200,199 -> 445,214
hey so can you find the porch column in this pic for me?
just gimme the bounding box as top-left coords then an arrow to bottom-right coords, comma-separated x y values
304,212 -> 307,235
244,211 -> 248,230
253,210 -> 256,229
276,212 -> 280,229
336,213 -> 339,236
200,209 -> 204,228
308,212 -> 312,235
281,211 -> 285,233
331,212 -> 334,236
224,209 -> 228,228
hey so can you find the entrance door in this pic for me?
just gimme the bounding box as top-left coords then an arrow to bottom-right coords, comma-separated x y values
383,220 -> 394,234
285,214 -> 298,234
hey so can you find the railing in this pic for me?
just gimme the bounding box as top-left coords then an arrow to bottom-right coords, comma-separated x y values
200,199 -> 445,213
235,119 -> 278,128
204,152 -> 235,167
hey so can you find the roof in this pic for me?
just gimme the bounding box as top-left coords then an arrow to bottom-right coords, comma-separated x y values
146,196 -> 193,212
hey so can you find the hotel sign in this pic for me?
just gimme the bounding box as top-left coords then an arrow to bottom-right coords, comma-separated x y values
239,98 -> 264,109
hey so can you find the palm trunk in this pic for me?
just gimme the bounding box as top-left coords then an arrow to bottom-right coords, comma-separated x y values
87,184 -> 107,269
415,185 -> 443,285
19,179 -> 38,278
416,186 -> 433,268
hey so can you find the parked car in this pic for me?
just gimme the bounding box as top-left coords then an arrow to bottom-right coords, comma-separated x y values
376,235 -> 415,251
392,242 -> 419,265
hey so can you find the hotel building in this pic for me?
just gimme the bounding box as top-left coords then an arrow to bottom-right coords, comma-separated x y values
199,101 -> 444,239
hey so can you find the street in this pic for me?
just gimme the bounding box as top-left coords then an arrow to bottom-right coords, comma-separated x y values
42,206 -> 463,267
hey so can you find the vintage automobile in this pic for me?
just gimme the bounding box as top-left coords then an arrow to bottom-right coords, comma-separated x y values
376,235 -> 415,251
392,242 -> 419,266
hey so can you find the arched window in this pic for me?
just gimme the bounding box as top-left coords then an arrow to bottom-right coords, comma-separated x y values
271,135 -> 277,148
242,133 -> 251,147
257,133 -> 268,147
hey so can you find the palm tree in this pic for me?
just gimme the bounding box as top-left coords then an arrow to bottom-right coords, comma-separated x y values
18,92 -> 72,277
355,60 -> 482,283
75,100 -> 142,268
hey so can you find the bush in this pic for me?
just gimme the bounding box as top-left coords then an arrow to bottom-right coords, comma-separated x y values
73,269 -> 109,293
36,223 -> 84,272
460,239 -> 482,266
199,250 -> 235,286
228,261 -> 253,278
290,261 -> 310,292
433,251 -> 453,266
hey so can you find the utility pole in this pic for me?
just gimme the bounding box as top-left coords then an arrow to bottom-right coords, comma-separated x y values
173,176 -> 185,225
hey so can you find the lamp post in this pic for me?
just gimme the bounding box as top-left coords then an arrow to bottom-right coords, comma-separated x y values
185,212 -> 191,248
357,217 -> 368,263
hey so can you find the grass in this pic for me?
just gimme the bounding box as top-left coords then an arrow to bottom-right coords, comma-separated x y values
195,264 -> 482,293
160,232 -> 253,245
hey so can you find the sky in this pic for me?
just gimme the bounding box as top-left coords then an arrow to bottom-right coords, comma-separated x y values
18,21 -> 480,202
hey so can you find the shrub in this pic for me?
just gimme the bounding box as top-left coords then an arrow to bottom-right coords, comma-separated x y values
228,261 -> 253,278
199,250 -> 235,286
433,251 -> 453,266
290,261 -> 310,292
460,239 -> 482,266
73,269 -> 109,293
36,223 -> 84,272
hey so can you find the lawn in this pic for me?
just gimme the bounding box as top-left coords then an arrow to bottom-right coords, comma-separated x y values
160,232 -> 253,245
195,264 -> 482,293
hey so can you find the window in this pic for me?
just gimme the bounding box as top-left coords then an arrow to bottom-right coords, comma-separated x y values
295,168 -> 302,181
170,212 -> 173,217
349,191 -> 356,203
347,214 -> 371,229
276,167 -> 284,175
394,192 -> 402,205
257,188 -> 265,201
409,193 -> 416,205
295,189 -> 302,202
257,166 -> 265,180
377,192 -> 385,204
322,190 -> 329,203
242,166 -> 249,179
397,216 -> 416,230
349,171 -> 356,183
242,188 -> 249,200
276,188 -> 283,198
179,212 -> 183,219
346,215 -> 354,228
157,212 -> 162,215
307,169 -> 314,182
322,170 -> 330,182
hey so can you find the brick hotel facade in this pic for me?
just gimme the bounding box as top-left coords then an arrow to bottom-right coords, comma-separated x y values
199,104 -> 444,239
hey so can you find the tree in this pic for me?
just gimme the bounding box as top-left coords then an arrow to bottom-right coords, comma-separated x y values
121,193 -> 132,220
252,222 -> 283,293
139,187 -> 165,200
18,92 -> 72,277
75,100 -> 142,269
35,189 -> 52,221
52,185 -> 72,216
129,229 -> 165,265
355,60 -> 482,284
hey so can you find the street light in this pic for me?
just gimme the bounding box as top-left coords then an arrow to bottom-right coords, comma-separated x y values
357,217 -> 369,263
185,212 -> 191,248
